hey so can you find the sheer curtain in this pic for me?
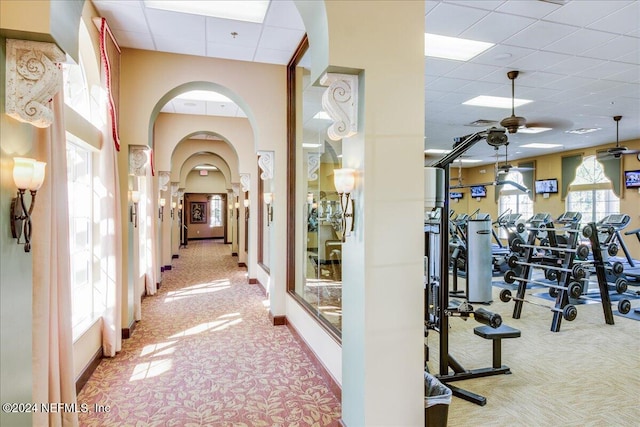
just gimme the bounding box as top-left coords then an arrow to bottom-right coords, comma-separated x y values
97,113 -> 123,357
32,88 -> 78,427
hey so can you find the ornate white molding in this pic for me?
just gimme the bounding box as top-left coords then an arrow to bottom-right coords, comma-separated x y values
129,145 -> 150,176
158,171 -> 170,191
257,151 -> 274,181
320,73 -> 359,141
170,182 -> 180,197
232,183 -> 240,197
240,173 -> 251,193
5,39 -> 65,128
307,152 -> 321,181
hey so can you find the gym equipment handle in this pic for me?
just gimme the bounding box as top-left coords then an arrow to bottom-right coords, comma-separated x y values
473,308 -> 502,329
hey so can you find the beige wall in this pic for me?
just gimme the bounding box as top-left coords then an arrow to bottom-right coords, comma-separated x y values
184,193 -> 225,239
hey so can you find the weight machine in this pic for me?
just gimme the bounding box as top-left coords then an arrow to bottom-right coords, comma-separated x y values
424,128 -> 519,406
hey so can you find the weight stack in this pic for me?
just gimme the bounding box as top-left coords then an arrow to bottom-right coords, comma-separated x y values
467,218 -> 493,303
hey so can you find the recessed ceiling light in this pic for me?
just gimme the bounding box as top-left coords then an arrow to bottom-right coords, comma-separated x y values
566,127 -> 601,135
302,143 -> 322,148
144,1 -> 270,23
195,165 -> 218,170
457,159 -> 482,164
424,33 -> 494,61
518,127 -> 552,134
177,90 -> 233,103
463,96 -> 532,109
424,149 -> 451,154
520,143 -> 563,149
313,111 -> 331,120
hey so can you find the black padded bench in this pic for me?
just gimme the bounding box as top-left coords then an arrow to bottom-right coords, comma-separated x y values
474,324 -> 521,369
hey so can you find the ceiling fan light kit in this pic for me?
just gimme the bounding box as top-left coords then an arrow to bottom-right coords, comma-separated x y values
596,116 -> 640,160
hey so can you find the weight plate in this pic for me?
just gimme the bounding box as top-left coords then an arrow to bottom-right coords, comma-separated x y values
499,288 -> 512,303
510,237 -> 524,253
576,244 -> 590,260
549,287 -> 559,298
618,299 -> 631,315
607,243 -> 618,257
504,270 -> 516,284
612,261 -> 624,275
582,224 -> 593,238
507,255 -> 519,268
563,304 -> 578,321
615,278 -> 628,294
569,282 -> 582,299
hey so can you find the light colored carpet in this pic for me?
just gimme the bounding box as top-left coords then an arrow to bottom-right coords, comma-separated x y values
78,240 -> 341,426
431,279 -> 640,427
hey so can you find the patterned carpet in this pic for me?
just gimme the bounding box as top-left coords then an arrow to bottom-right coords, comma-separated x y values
78,240 -> 342,426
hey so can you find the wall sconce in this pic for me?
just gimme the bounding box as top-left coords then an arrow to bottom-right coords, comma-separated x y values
10,157 -> 46,252
228,203 -> 233,218
171,201 -> 176,219
263,192 -> 274,226
307,192 -> 314,205
159,198 -> 166,221
244,198 -> 250,219
130,190 -> 140,228
334,168 -> 356,242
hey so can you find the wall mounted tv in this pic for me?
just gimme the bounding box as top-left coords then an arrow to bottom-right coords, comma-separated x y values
535,178 -> 558,194
450,192 -> 463,199
625,170 -> 640,188
470,185 -> 487,198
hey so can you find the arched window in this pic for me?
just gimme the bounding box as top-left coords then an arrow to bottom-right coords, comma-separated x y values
566,155 -> 619,224
498,171 -> 533,236
209,195 -> 223,227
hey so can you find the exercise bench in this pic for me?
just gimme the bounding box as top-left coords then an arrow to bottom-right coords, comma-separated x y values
474,324 -> 521,369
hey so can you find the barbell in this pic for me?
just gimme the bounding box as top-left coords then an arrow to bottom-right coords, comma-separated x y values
506,255 -> 586,280
503,270 -> 584,298
499,289 -> 578,321
511,237 -> 590,259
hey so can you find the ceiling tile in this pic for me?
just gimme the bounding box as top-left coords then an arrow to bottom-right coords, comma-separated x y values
576,61 -> 638,80
548,56 -> 602,76
541,75 -> 595,92
205,18 -> 262,47
154,36 -> 205,57
510,51 -> 570,74
92,1 -> 148,33
145,8 -> 206,41
607,67 -> 640,84
586,2 -> 640,35
504,21 -> 578,49
544,0 -> 634,28
461,12 -> 536,44
426,77 -> 477,92
263,0 -> 305,30
258,26 -> 305,52
111,30 -> 156,51
582,36 -> 640,62
425,3 -> 489,37
544,29 -> 618,55
425,58 -> 462,77
495,0 -> 561,19
446,1 -> 507,11
471,44 -> 536,67
445,62 -> 502,81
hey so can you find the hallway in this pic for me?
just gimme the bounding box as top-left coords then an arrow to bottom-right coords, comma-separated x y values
78,240 -> 342,426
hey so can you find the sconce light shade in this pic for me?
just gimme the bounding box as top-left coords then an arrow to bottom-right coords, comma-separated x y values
243,199 -> 250,208
263,192 -> 273,205
10,157 -> 46,252
172,201 -> 177,209
234,201 -> 240,209
334,168 -> 355,194
131,190 -> 141,203
13,158 -> 46,191
307,193 -> 314,204
159,198 -> 166,207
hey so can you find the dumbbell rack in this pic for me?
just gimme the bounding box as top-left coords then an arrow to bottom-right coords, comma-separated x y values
506,214 -> 585,332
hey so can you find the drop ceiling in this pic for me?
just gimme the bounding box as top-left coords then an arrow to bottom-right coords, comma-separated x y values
92,0 -> 640,165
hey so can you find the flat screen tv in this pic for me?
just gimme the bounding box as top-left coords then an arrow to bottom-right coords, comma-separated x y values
450,192 -> 463,199
625,170 -> 640,188
470,185 -> 486,198
535,178 -> 558,194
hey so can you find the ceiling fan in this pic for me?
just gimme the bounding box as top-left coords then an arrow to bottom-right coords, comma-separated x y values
596,116 -> 640,160
495,142 -> 535,176
500,70 -> 527,134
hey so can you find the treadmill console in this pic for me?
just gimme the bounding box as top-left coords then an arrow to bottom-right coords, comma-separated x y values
529,213 -> 552,224
557,211 -> 582,224
598,214 -> 631,228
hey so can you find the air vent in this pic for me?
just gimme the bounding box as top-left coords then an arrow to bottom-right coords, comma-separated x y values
466,119 -> 498,127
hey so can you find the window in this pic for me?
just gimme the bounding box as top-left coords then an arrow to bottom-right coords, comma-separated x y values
67,138 -> 99,338
209,195 -> 223,227
566,155 -> 619,224
498,171 -> 533,238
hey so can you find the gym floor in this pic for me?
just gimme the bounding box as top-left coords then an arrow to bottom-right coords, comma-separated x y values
427,277 -> 639,427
